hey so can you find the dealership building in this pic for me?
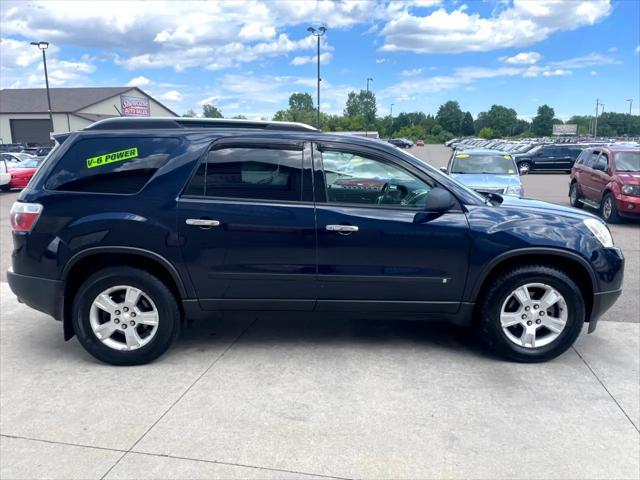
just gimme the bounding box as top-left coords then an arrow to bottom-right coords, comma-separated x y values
0,87 -> 177,146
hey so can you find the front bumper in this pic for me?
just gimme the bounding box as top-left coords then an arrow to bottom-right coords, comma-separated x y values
588,287 -> 623,333
7,268 -> 64,321
615,194 -> 640,219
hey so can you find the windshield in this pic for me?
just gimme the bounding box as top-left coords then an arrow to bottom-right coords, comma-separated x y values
400,149 -> 488,204
16,158 -> 42,168
451,154 -> 517,174
615,152 -> 640,172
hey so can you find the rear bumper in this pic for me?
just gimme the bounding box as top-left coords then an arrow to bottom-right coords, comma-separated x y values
7,268 -> 63,321
588,288 -> 623,333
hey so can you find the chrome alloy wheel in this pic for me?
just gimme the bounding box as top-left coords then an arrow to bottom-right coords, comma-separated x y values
89,285 -> 159,351
500,283 -> 568,349
602,196 -> 613,220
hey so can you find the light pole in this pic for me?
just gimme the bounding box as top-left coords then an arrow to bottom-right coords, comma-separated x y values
390,103 -> 394,136
365,77 -> 373,137
307,26 -> 326,129
30,41 -> 53,129
594,99 -> 600,138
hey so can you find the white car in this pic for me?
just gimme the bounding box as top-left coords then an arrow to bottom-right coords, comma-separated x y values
0,159 -> 10,189
1,152 -> 34,164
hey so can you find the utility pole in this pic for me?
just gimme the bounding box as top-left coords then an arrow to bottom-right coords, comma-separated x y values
31,41 -> 53,130
365,77 -> 373,137
307,26 -> 326,129
627,99 -> 633,136
594,99 -> 600,138
390,103 -> 394,136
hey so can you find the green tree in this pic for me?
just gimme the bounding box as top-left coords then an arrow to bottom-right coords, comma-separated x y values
479,127 -> 494,139
344,90 -> 377,124
485,104 -> 518,137
531,104 -> 555,136
461,112 -> 474,136
474,111 -> 488,133
202,104 -> 223,118
513,119 -> 531,136
289,92 -> 314,112
431,124 -> 443,135
436,101 -> 464,135
182,109 -> 197,118
232,115 -> 247,119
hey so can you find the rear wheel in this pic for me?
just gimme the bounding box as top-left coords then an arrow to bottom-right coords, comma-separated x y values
478,265 -> 584,362
601,193 -> 621,224
569,182 -> 582,208
72,267 -> 181,365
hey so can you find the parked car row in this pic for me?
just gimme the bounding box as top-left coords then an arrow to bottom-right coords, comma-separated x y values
450,137 -> 639,175
0,156 -> 46,191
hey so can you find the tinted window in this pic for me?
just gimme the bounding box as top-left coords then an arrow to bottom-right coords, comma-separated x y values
46,137 -> 180,193
584,151 -> 600,168
322,150 -> 434,209
185,147 -> 303,201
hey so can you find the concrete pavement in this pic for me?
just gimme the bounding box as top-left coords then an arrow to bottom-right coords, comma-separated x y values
1,145 -> 639,479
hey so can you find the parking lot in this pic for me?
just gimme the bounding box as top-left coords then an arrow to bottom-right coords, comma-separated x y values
1,144 -> 638,479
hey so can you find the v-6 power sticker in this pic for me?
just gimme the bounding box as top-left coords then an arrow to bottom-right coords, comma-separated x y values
86,148 -> 139,169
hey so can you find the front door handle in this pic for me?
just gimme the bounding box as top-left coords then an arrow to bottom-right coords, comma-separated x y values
326,224 -> 359,233
186,218 -> 220,227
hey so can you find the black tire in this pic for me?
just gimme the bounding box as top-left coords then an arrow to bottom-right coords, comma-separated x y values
72,267 -> 181,365
518,161 -> 531,174
478,265 -> 585,363
569,181 -> 582,208
601,192 -> 622,224
0,185 -> 10,191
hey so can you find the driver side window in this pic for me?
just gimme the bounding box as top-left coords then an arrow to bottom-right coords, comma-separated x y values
321,150 -> 434,208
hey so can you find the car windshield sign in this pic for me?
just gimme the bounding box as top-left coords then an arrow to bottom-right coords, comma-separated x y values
451,155 -> 516,174
615,152 -> 640,172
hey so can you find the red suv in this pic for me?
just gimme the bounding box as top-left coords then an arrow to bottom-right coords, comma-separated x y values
569,146 -> 640,223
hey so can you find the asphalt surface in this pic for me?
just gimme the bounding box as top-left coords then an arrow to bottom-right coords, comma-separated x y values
1,145 -> 639,479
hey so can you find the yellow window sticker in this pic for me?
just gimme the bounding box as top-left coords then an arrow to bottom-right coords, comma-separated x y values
86,147 -> 139,169
455,154 -> 470,158
508,169 -> 515,174
503,155 -> 511,159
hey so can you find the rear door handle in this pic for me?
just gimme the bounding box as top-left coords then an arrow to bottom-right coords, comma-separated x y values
326,224 -> 359,233
186,218 -> 220,227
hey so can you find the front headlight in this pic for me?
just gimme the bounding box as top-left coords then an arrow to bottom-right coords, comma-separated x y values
621,185 -> 640,196
584,218 -> 614,247
505,185 -> 523,196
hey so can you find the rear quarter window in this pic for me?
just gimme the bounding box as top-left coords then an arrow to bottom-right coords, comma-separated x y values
45,136 -> 180,193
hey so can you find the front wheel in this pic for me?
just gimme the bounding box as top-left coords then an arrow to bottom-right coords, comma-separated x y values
601,193 -> 621,224
72,267 -> 181,365
478,265 -> 584,362
518,161 -> 531,174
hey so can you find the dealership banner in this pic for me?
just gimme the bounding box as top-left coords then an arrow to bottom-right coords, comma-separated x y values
120,95 -> 150,116
552,124 -> 578,135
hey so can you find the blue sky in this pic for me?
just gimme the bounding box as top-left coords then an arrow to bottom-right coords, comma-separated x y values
1,0 -> 638,120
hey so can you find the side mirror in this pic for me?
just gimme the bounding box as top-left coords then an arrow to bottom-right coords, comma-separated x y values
439,167 -> 448,174
424,187 -> 458,212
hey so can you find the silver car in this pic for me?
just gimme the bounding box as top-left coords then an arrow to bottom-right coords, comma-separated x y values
441,149 -> 525,197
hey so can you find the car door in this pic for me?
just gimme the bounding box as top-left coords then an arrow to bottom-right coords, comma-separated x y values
581,150 -> 602,201
531,146 -> 555,170
313,142 -> 470,313
554,147 -> 576,170
177,138 -> 317,311
589,151 -> 611,203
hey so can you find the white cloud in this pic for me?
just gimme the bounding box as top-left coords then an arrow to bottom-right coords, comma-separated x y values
400,68 -> 423,76
380,0 -> 612,54
502,51 -> 541,65
126,76 -> 152,87
542,69 -> 572,77
290,52 -> 332,66
0,37 -> 94,88
375,58 -> 387,64
590,70 -> 597,76
159,90 -> 183,101
635,45 -> 640,53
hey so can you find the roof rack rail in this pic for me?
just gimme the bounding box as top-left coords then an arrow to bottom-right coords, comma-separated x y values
84,117 -> 319,132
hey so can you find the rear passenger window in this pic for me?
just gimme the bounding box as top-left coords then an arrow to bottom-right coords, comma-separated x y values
46,137 -> 180,193
185,147 -> 303,201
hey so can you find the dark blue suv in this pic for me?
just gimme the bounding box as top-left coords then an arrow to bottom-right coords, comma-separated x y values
8,118 -> 624,365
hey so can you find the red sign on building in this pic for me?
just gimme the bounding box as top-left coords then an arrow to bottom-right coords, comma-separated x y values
120,95 -> 150,116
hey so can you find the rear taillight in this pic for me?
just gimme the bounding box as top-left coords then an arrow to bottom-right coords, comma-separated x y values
10,202 -> 43,233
